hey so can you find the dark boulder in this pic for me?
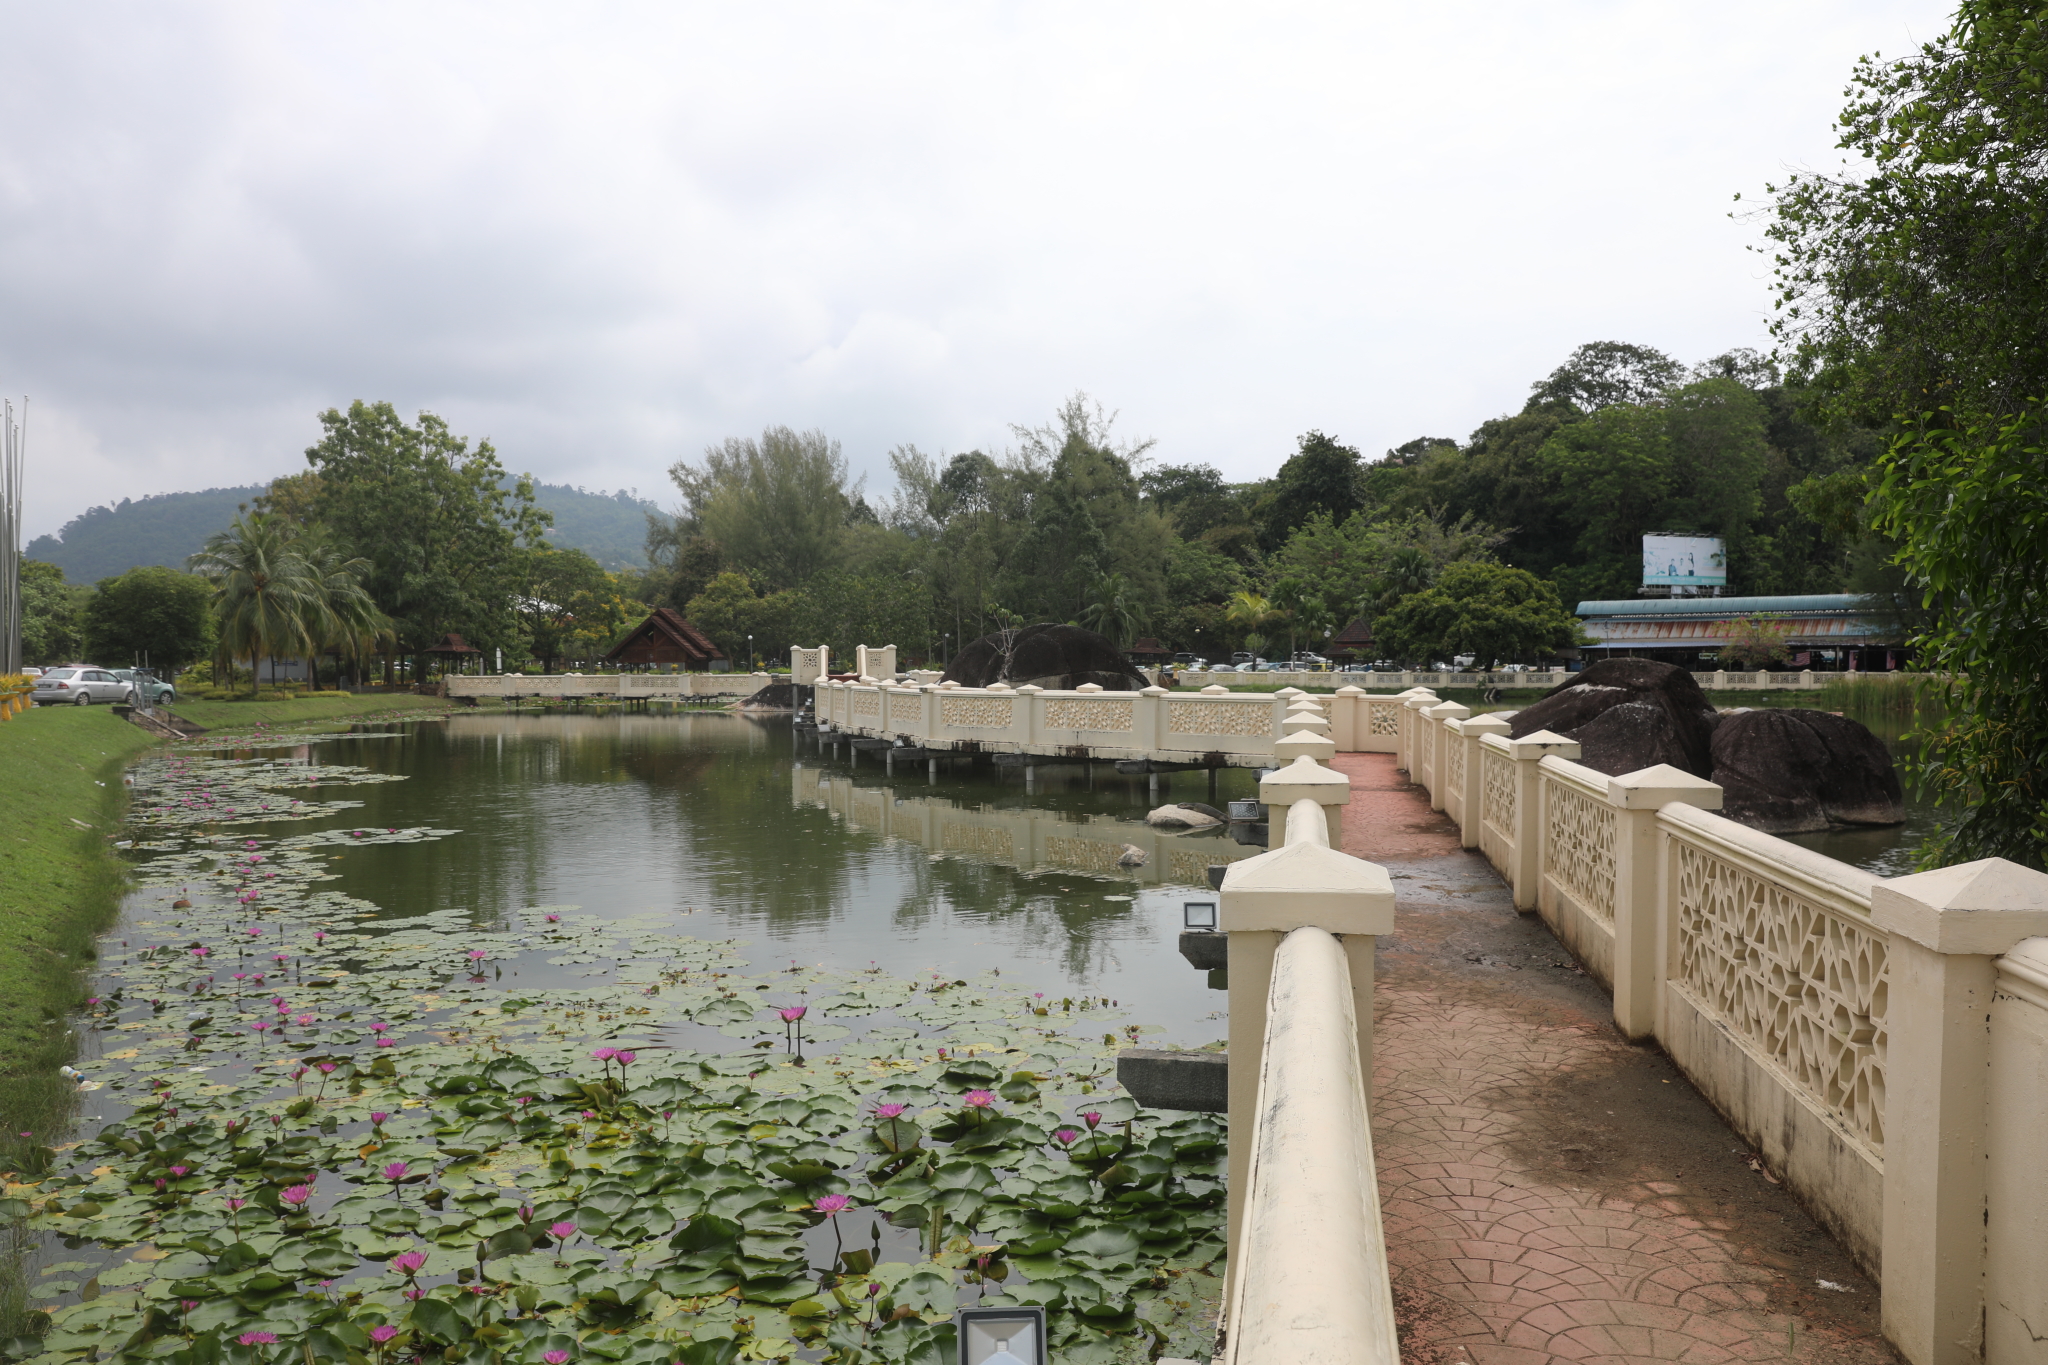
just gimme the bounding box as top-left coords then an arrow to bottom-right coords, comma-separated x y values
1509,659 -> 1718,777
1710,708 -> 1905,833
941,624 -> 1150,691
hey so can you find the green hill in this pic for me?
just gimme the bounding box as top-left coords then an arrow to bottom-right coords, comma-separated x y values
25,482 -> 659,581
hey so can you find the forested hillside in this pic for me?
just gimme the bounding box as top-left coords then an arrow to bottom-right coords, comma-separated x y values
26,480 -> 656,580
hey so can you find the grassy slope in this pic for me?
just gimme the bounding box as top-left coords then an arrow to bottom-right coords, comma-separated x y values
0,708 -> 159,1076
168,692 -> 457,732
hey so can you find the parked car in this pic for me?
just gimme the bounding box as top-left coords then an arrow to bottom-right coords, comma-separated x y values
19,666 -> 41,677
33,666 -> 135,705
112,669 -> 177,705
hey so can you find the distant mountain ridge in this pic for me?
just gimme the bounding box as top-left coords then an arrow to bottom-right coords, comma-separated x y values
25,482 -> 659,582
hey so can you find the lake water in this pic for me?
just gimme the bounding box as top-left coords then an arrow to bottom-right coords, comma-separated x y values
167,711 -> 1270,1051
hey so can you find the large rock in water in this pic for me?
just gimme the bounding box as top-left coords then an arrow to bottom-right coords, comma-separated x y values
941,624 -> 1150,691
1710,709 -> 1905,833
1507,659 -> 1719,777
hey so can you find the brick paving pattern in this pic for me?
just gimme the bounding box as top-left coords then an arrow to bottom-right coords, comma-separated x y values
1330,753 -> 1899,1364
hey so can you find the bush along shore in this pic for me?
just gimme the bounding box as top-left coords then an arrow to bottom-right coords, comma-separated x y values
3,738 -> 1225,1365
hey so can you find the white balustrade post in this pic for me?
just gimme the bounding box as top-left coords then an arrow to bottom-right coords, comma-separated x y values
1603,765 -> 1720,1041
1220,792 -> 1394,1302
1398,690 -> 1435,774
1456,715 -> 1511,849
1986,936 -> 2048,1364
1871,860 -> 2048,1365
1330,684 -> 1364,751
1423,701 -> 1469,812
1503,730 -> 1579,911
1260,754 -> 1350,851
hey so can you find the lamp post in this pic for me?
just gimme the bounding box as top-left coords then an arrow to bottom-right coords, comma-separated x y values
747,634 -> 754,670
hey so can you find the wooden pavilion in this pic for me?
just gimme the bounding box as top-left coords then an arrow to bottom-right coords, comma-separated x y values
1328,617 -> 1375,662
603,609 -> 727,670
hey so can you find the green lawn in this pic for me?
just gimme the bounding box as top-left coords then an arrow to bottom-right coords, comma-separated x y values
167,691 -> 458,732
0,707 -> 160,1080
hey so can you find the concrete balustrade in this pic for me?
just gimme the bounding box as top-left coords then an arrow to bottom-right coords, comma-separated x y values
1220,773 -> 1398,1365
1392,692 -> 2048,1365
447,671 -> 769,700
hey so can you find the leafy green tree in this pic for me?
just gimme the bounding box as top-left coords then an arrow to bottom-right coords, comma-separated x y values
515,547 -> 627,673
670,427 -> 854,588
1717,616 -> 1796,669
1760,0 -> 2048,428
188,514 -> 320,696
1525,341 -> 1684,413
303,402 -> 548,676
1255,431 -> 1364,551
1078,572 -> 1148,650
1372,562 -> 1581,667
298,539 -> 386,687
1873,401 -> 2048,870
18,560 -> 85,665
82,566 -> 214,674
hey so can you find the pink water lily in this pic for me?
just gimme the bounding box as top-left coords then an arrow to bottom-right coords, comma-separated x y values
872,1103 -> 906,1119
548,1220 -> 576,1238
778,1005 -> 807,1022
814,1194 -> 853,1214
370,1112 -> 389,1125
237,1332 -> 278,1346
963,1090 -> 996,1108
376,1038 -> 395,1048
382,1161 -> 409,1181
167,1165 -> 189,1177
1054,1128 -> 1079,1146
590,1047 -> 616,1062
614,1050 -> 636,1067
281,1183 -> 313,1207
543,1352 -> 571,1365
367,1325 -> 399,1343
1082,1111 -> 1102,1129
389,1249 -> 426,1275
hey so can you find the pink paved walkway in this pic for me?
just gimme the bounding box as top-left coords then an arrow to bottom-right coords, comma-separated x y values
1330,753 -> 1898,1364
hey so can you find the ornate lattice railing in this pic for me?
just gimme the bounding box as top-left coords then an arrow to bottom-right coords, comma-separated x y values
1539,762 -> 1617,924
1660,805 -> 1888,1155
1476,739 -> 1515,874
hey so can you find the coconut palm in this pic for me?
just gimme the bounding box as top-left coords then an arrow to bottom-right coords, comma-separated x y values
188,514 -> 322,697
299,537 -> 387,688
1223,590 -> 1280,655
1078,572 -> 1148,650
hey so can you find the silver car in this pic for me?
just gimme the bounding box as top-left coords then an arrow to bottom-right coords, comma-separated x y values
112,669 -> 177,705
33,666 -> 135,706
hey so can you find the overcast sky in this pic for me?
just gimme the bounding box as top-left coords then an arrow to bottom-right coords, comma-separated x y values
2,1 -> 1950,540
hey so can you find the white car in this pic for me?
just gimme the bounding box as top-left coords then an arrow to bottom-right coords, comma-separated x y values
33,667 -> 135,706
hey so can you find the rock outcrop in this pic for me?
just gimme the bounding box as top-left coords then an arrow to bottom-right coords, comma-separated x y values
1146,802 -> 1226,830
1709,708 -> 1906,833
1508,659 -> 1719,777
941,624 -> 1150,692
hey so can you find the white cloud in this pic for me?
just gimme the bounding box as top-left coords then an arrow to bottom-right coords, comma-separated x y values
0,0 -> 1949,537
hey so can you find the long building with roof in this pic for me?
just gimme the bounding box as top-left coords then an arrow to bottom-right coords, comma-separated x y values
1573,594 -> 1907,671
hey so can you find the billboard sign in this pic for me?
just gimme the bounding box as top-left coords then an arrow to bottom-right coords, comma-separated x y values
1642,534 -> 1726,588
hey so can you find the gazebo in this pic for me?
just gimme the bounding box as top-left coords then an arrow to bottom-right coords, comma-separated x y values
1127,636 -> 1171,664
603,609 -> 728,671
1328,617 -> 1375,662
426,632 -> 482,675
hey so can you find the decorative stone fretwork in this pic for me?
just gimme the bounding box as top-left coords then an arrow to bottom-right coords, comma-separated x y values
850,691 -> 882,718
1045,698 -> 1135,732
1542,777 -> 1617,921
1445,727 -> 1465,797
939,697 -> 1015,729
1478,746 -> 1516,869
1367,700 -> 1401,737
1672,839 -> 1888,1152
1167,700 -> 1271,737
941,822 -> 1015,860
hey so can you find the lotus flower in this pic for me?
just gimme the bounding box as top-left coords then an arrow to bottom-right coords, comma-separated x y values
368,1325 -> 399,1343
389,1250 -> 427,1275
543,1353 -> 571,1365
382,1161 -> 409,1181
778,1005 -> 807,1022
814,1194 -> 852,1214
318,1062 -> 337,1075
1054,1128 -> 1078,1146
167,1165 -> 189,1177
297,1014 -> 314,1026
872,1103 -> 907,1119
468,950 -> 486,961
237,1332 -> 278,1346
225,1196 -> 247,1211
370,1112 -> 389,1125
376,1038 -> 395,1048
1082,1111 -> 1102,1129
281,1184 -> 313,1207
545,913 -> 561,922
614,1050 -> 636,1067
369,1022 -> 389,1033
963,1090 -> 996,1108
548,1220 -> 576,1238
590,1047 -> 616,1062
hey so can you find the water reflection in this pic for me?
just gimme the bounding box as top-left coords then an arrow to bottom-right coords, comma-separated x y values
232,710 -> 1250,1046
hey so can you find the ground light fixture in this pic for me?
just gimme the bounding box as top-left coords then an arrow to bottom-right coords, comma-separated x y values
1182,900 -> 1218,931
955,1306 -> 1046,1365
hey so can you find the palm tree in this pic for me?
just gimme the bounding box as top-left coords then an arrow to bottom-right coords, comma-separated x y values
299,538 -> 386,688
188,514 -> 321,697
1079,572 -> 1148,650
1223,591 -> 1279,657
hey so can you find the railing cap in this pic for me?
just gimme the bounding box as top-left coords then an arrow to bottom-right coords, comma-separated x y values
1140,685 -> 1168,697
1273,686 -> 1306,699
1396,686 -> 1437,700
1460,714 -> 1512,736
1424,700 -> 1470,719
1274,732 -> 1339,764
1220,848 -> 1394,935
1333,685 -> 1365,696
1200,684 -> 1231,694
1873,858 -> 2048,955
1260,754 -> 1351,804
1403,694 -> 1437,710
1505,729 -> 1580,760
1604,763 -> 1723,811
